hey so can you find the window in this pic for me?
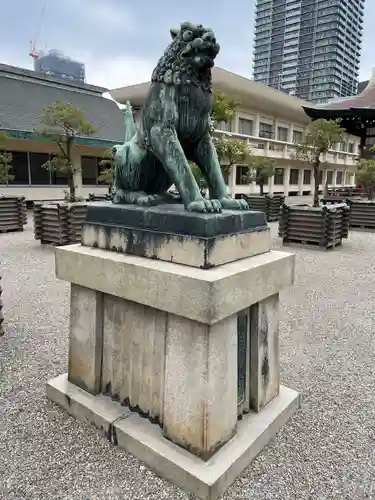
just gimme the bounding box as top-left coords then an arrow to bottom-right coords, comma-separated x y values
348,143 -> 354,153
235,165 -> 250,185
292,130 -> 303,144
277,127 -> 288,142
327,171 -> 333,184
303,169 -> 311,184
51,154 -> 69,185
289,169 -> 299,185
345,172 -> 352,185
340,142 -> 347,152
259,122 -> 274,139
336,171 -> 343,184
82,156 -> 99,185
7,152 -> 29,185
274,168 -> 284,185
238,118 -> 253,136
217,120 -> 234,132
30,153 -> 50,185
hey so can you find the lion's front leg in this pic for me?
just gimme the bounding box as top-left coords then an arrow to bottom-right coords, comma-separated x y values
150,125 -> 221,213
192,134 -> 249,211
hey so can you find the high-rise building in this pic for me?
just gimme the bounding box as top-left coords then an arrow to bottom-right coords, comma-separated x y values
34,50 -> 85,83
253,0 -> 365,104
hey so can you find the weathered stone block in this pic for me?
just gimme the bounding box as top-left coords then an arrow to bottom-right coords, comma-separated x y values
101,295 -> 167,423
81,203 -> 269,268
250,294 -> 280,412
68,284 -> 103,395
47,373 -> 299,500
55,245 -> 294,325
163,313 -> 237,459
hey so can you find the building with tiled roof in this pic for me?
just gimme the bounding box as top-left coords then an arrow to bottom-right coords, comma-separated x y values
0,64 -> 123,201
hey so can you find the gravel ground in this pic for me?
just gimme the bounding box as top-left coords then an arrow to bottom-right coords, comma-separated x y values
2,215 -> 375,500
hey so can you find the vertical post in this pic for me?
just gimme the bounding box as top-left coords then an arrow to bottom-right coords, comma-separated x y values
254,113 -> 260,137
288,125 -> 293,144
283,167 -> 291,196
322,169 -> 327,189
68,284 -> 104,395
268,174 -> 274,195
163,314 -> 237,459
72,150 -> 82,199
249,294 -> 280,412
297,168 -> 304,195
332,170 -> 337,188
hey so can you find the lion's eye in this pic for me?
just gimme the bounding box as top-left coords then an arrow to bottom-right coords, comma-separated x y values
182,30 -> 193,42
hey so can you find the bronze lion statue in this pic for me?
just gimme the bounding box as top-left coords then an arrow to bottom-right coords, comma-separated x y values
111,21 -> 248,213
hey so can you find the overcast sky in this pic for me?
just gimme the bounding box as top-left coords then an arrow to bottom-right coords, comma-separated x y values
0,0 -> 373,90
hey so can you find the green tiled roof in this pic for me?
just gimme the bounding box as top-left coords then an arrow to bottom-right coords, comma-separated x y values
0,64 -> 124,146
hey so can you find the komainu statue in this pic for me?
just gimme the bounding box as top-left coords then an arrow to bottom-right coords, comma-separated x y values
111,21 -> 248,213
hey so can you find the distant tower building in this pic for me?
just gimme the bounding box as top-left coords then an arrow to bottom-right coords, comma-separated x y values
253,0 -> 365,104
34,50 -> 85,83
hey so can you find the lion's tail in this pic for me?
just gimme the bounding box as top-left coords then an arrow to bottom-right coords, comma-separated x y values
123,101 -> 137,143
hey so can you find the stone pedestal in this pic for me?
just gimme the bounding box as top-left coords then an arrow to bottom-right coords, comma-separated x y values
48,203 -> 299,499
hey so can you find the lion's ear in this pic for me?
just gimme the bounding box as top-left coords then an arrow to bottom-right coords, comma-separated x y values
170,28 -> 179,39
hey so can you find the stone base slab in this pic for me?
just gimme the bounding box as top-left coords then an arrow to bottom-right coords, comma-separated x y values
82,203 -> 269,269
47,374 -> 300,500
82,223 -> 270,269
55,245 -> 295,325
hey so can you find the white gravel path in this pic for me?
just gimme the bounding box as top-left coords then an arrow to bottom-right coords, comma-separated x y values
1,216 -> 375,500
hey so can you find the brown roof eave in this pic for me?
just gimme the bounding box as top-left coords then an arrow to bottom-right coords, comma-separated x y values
303,106 -> 375,120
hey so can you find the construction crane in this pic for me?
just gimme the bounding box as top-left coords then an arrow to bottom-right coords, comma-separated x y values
29,0 -> 48,61
29,41 -> 39,60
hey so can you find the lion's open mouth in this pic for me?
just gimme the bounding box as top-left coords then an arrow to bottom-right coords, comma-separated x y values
181,40 -> 220,67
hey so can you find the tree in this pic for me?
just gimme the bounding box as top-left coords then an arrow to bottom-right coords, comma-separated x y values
98,148 -> 114,193
247,156 -> 276,195
0,132 -> 13,184
209,92 -> 254,182
37,98 -> 97,201
293,119 -> 343,207
213,136 -> 251,174
211,90 -> 238,125
356,158 -> 375,200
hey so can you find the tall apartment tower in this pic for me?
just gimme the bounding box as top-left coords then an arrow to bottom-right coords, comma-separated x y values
253,0 -> 365,104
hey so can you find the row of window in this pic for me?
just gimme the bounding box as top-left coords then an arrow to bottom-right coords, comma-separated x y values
234,166 -> 351,186
218,119 -> 356,152
1,151 -> 107,186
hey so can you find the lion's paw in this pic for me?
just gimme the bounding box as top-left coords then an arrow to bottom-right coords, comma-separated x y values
136,194 -> 163,206
187,199 -> 222,213
112,190 -> 126,204
219,197 -> 249,210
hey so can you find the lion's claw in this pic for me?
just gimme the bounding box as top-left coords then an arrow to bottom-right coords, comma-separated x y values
187,199 -> 222,213
219,197 -> 249,210
137,194 -> 162,206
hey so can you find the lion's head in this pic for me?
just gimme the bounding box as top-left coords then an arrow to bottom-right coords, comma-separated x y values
151,22 -> 220,92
